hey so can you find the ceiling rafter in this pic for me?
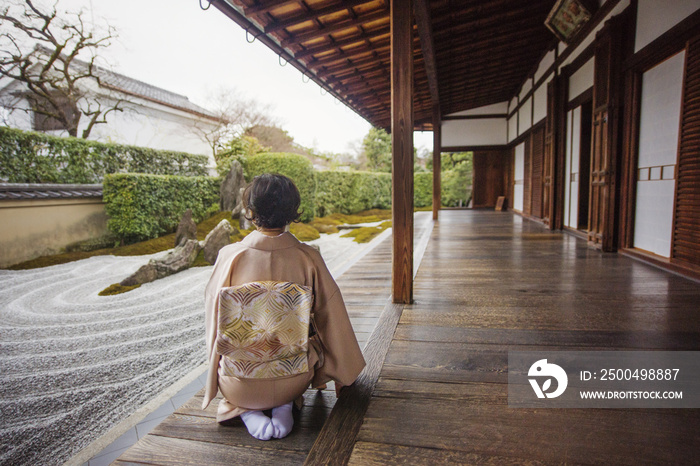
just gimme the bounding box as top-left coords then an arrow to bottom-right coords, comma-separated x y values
304,34 -> 420,67
280,8 -> 388,47
294,25 -> 390,60
243,0 -> 296,16
263,0 -> 375,34
215,0 -> 559,130
413,0 -> 439,116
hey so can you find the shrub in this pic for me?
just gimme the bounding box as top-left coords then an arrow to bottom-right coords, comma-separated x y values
315,171 -> 391,216
243,152 -> 316,222
0,126 -> 209,183
442,169 -> 473,207
414,172 -> 433,208
103,173 -> 219,243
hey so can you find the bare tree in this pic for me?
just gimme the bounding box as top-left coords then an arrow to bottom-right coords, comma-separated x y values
192,86 -> 276,156
0,0 -> 123,138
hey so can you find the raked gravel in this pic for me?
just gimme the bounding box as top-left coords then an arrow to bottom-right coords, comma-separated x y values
0,229 -> 380,466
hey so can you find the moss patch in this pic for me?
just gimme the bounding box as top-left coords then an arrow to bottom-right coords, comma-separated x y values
309,222 -> 340,234
341,220 -> 392,243
290,222 -> 321,241
98,283 -> 141,296
308,209 -> 392,235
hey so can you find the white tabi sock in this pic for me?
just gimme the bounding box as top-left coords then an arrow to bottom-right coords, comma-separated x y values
240,410 -> 274,441
271,402 -> 294,439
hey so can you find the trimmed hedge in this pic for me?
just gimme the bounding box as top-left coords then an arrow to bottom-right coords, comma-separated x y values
315,170 -> 391,217
315,170 -> 469,214
104,173 -> 219,243
414,172 -> 433,208
0,126 -> 209,183
243,152 -> 316,223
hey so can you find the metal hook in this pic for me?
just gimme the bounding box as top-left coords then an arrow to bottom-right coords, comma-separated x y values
302,72 -> 310,83
199,0 -> 212,10
245,29 -> 258,43
278,54 -> 287,67
320,87 -> 327,96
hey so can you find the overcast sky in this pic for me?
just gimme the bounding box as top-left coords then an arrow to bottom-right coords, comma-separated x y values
54,0 -> 432,155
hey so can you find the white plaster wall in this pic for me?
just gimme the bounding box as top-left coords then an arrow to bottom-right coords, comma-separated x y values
518,98 -> 532,136
447,102 -> 508,116
88,101 -> 216,159
633,50 -> 685,257
442,118 -> 507,147
519,78 -> 533,101
635,0 -> 700,52
509,96 -> 518,114
533,82 -> 548,125
569,58 -> 595,101
508,115 -> 518,143
514,143 -> 525,212
535,50 -> 556,82
1,100 -> 33,131
0,81 -> 34,131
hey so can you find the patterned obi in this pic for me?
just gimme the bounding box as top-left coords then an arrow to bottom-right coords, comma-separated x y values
216,281 -> 313,379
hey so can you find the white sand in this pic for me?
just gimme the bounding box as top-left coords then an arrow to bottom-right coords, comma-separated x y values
0,226 -> 389,466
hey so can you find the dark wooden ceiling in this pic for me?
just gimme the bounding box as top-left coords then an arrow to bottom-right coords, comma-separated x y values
211,0 -> 557,130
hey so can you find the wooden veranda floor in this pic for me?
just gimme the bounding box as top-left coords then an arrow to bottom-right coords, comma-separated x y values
116,210 -> 700,465
349,210 -> 700,464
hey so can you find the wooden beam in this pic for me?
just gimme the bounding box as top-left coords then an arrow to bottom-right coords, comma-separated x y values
294,26 -> 391,60
315,51 -> 388,77
281,9 -> 389,47
442,113 -> 508,120
243,0 -> 298,16
264,0 -> 374,34
391,0 -> 414,305
243,0 -> 295,16
305,34 -> 421,67
413,0 -> 439,113
303,301 -> 405,466
432,106 -> 441,220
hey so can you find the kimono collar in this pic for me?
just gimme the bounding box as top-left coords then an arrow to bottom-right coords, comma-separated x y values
241,230 -> 300,250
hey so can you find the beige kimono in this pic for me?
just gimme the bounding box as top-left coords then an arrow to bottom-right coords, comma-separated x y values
203,230 -> 366,422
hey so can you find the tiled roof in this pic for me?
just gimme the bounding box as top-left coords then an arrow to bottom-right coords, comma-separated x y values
28,45 -> 220,122
95,67 -> 220,121
0,183 -> 102,200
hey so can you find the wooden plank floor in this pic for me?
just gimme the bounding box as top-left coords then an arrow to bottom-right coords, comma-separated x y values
349,210 -> 700,465
114,215 -> 433,465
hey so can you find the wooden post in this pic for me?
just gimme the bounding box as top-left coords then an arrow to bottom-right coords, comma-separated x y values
432,106 -> 441,220
391,0 -> 413,304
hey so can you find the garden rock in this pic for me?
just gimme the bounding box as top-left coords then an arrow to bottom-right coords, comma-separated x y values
120,239 -> 202,286
202,219 -> 236,264
220,160 -> 245,212
175,209 -> 197,247
238,187 -> 254,230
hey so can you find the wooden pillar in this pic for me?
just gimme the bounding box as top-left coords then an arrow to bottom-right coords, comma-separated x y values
391,0 -> 413,304
432,106 -> 441,220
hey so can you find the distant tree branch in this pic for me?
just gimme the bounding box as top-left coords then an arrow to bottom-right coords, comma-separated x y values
0,0 -> 121,138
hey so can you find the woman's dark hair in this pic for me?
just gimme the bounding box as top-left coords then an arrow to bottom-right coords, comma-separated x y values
243,173 -> 302,229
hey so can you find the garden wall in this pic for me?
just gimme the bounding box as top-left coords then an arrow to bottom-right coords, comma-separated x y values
0,184 -> 108,268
